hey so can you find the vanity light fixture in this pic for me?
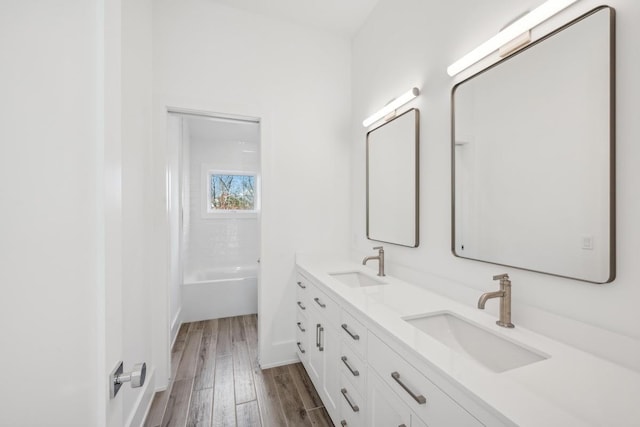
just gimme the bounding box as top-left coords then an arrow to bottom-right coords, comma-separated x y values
362,87 -> 419,128
446,0 -> 579,76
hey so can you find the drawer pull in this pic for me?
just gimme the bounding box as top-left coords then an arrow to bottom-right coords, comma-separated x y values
399,425 -> 407,427
297,281 -> 306,289
341,356 -> 360,376
297,301 -> 306,310
296,342 -> 305,354
391,371 -> 427,404
297,322 -> 305,332
341,323 -> 360,340
340,421 -> 347,427
340,388 -> 360,413
314,297 -> 326,308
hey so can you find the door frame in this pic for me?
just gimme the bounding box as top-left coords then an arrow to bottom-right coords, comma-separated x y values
152,106 -> 263,389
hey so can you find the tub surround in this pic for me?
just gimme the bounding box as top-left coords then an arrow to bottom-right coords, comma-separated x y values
296,255 -> 640,426
183,265 -> 258,285
181,265 -> 258,322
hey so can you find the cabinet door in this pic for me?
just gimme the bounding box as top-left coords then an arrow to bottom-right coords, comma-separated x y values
307,312 -> 322,385
368,370 -> 411,427
321,323 -> 340,418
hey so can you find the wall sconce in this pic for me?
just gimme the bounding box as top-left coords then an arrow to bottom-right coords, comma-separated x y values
362,87 -> 420,128
447,0 -> 579,76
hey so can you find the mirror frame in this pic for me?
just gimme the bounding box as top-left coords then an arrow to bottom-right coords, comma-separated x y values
450,6 -> 616,283
367,108 -> 420,247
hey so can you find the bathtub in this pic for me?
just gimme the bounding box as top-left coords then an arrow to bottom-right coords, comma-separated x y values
182,266 -> 258,322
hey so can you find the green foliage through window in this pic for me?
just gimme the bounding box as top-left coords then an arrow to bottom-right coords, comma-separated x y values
210,174 -> 255,210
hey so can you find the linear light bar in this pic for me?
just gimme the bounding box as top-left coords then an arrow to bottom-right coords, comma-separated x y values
362,87 -> 420,128
447,0 -> 579,76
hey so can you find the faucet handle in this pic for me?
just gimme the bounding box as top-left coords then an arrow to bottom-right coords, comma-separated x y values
493,273 -> 509,281
373,246 -> 383,251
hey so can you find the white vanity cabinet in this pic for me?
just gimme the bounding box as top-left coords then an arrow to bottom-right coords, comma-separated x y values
295,258 -> 640,426
297,273 -> 341,420
296,269 -> 489,427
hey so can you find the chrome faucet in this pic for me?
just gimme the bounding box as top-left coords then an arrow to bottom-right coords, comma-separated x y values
362,246 -> 385,277
477,274 -> 514,328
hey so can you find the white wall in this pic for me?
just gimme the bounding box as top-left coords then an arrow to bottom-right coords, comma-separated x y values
0,2 -> 100,425
351,0 -> 640,372
153,0 -> 351,368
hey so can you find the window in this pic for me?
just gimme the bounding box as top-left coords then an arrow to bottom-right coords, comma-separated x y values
206,172 -> 257,214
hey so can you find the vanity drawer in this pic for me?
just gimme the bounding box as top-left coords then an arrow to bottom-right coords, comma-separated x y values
308,282 -> 339,326
339,342 -> 367,397
340,310 -> 367,359
339,374 -> 365,427
295,310 -> 309,360
296,274 -> 310,311
368,332 -> 482,427
295,334 -> 308,360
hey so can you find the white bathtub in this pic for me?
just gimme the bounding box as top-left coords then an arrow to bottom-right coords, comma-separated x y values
182,266 -> 258,322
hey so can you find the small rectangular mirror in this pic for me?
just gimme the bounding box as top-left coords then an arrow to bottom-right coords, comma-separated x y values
367,108 -> 419,247
452,6 -> 615,283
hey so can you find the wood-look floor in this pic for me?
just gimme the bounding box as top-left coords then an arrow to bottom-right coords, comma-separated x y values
144,315 -> 334,427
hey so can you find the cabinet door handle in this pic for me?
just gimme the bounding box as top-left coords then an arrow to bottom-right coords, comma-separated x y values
341,323 -> 360,340
316,324 -> 320,348
340,421 -> 347,427
297,322 -> 305,332
296,342 -> 305,354
319,326 -> 324,351
391,372 -> 427,405
297,301 -> 306,310
341,356 -> 360,376
391,371 -> 426,404
340,388 -> 360,412
297,281 -> 306,289
314,297 -> 326,308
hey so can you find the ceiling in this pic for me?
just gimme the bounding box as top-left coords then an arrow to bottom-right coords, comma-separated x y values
208,0 -> 380,37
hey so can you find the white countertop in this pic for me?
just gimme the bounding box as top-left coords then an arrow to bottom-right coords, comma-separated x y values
296,255 -> 640,427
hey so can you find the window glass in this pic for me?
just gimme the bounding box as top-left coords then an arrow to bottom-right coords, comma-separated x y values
209,174 -> 255,211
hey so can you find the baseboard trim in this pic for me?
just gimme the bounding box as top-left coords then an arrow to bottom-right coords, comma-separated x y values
125,366 -> 156,427
259,357 -> 299,369
170,307 -> 182,349
259,339 -> 297,368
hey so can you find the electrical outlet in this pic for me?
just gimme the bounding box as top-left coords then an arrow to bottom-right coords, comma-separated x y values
581,236 -> 594,250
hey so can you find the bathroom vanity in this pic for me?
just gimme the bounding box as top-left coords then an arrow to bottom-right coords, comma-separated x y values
294,256 -> 640,427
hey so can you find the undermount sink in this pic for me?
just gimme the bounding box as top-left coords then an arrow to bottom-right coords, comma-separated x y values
403,312 -> 548,373
329,271 -> 387,288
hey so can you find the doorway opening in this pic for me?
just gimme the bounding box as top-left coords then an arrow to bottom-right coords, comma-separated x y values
166,110 -> 261,345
